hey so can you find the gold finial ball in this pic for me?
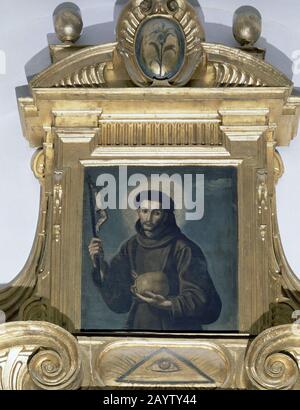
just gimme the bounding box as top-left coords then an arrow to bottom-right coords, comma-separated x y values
233,6 -> 262,47
53,2 -> 83,43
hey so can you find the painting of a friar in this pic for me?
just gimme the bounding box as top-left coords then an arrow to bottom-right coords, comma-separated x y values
89,190 -> 222,331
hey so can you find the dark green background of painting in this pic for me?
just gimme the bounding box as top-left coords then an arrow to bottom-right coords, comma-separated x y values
81,166 -> 238,332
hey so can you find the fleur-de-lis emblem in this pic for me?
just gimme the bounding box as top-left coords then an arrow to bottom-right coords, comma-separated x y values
147,22 -> 177,78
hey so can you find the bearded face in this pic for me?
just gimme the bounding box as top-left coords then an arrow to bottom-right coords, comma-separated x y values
137,200 -> 167,233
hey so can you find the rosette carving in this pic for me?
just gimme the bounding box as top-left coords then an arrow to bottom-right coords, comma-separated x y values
246,325 -> 300,390
0,321 -> 82,390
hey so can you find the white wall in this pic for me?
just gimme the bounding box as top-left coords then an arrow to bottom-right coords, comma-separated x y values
0,0 -> 300,284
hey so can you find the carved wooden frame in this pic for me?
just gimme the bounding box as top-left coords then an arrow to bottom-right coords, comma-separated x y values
1,0 -> 300,390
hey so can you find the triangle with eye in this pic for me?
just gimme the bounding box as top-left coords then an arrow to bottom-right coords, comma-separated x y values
117,347 -> 216,386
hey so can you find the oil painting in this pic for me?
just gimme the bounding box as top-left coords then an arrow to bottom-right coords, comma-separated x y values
81,166 -> 238,332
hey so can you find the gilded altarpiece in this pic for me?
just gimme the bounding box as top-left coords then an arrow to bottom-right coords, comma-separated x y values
1,0 -> 300,390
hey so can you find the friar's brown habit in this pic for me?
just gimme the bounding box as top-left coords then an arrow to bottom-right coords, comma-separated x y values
93,215 -> 222,331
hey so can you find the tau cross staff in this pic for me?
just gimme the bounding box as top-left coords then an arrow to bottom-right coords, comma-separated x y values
87,175 -> 108,278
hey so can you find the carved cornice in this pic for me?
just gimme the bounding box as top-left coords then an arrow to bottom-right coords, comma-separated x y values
29,42 -> 292,89
0,322 -> 82,390
18,90 -> 300,153
99,120 -> 223,146
30,43 -> 116,89
246,325 -> 300,390
29,1 -> 290,89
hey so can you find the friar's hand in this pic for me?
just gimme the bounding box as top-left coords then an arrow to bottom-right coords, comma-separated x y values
135,291 -> 172,310
88,238 -> 104,268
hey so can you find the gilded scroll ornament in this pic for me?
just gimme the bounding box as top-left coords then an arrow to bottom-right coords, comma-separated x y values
246,325 -> 300,390
31,149 -> 46,180
274,150 -> 284,184
0,322 -> 82,390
